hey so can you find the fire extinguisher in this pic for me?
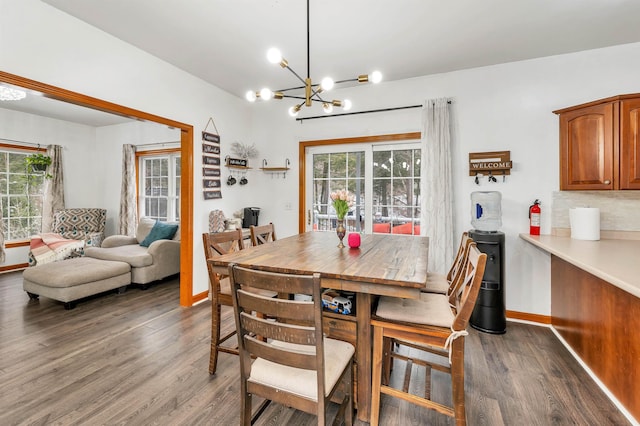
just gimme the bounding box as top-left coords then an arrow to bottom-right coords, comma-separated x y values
529,200 -> 541,235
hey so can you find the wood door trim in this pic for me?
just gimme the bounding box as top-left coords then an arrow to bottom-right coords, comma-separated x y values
0,71 -> 195,307
298,132 -> 421,233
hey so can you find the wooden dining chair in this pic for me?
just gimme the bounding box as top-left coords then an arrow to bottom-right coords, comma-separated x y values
370,243 -> 487,426
422,231 -> 472,295
249,222 -> 276,246
228,263 -> 355,426
202,230 -> 276,375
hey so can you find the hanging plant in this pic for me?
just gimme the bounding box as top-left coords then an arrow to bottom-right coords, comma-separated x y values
25,153 -> 53,178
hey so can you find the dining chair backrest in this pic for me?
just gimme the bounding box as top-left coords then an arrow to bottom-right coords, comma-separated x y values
249,223 -> 276,246
203,229 -> 244,280
449,243 -> 487,332
229,264 -> 353,425
202,229 -> 245,375
446,232 -> 474,296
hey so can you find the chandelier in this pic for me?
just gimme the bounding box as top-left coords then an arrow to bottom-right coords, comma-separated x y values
245,0 -> 382,117
0,86 -> 27,101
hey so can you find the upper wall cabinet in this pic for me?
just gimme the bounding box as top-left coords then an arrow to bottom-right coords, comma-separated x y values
554,94 -> 640,190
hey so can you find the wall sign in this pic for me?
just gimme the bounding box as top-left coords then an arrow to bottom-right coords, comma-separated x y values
202,121 -> 222,199
468,151 -> 512,175
226,157 -> 248,167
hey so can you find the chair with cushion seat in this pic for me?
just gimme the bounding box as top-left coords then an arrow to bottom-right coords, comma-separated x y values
422,232 -> 472,295
202,230 -> 276,375
370,243 -> 487,426
229,263 -> 354,426
249,222 -> 276,246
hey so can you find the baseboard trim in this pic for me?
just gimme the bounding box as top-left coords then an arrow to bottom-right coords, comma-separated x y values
550,327 -> 639,426
192,290 -> 208,305
506,310 -> 551,324
0,263 -> 29,273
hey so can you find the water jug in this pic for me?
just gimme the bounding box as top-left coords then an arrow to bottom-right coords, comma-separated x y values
471,191 -> 502,232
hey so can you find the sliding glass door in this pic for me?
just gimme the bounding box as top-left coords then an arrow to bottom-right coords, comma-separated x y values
305,141 -> 421,235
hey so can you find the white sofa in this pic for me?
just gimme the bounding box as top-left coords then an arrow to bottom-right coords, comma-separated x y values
84,217 -> 180,286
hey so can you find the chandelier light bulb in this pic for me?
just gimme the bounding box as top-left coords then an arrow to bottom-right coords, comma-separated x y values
245,91 -> 257,102
343,99 -> 352,111
288,105 -> 300,117
266,48 -> 283,64
322,103 -> 333,114
371,70 -> 383,84
320,77 -> 334,91
260,88 -> 273,100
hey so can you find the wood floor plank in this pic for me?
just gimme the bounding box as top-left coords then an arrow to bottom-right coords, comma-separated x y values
0,270 -> 633,425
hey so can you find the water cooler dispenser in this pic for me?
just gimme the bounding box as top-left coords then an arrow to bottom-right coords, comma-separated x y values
469,191 -> 506,334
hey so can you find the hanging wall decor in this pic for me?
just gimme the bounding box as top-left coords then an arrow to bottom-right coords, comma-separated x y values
202,117 -> 222,199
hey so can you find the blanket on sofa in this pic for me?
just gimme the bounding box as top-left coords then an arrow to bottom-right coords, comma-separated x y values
29,233 -> 85,266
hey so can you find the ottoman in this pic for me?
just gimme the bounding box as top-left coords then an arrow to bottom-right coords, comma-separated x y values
23,257 -> 132,310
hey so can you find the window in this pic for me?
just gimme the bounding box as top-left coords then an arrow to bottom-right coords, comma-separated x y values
312,151 -> 365,232
308,141 -> 421,235
138,151 -> 180,221
372,146 -> 421,235
0,147 -> 46,241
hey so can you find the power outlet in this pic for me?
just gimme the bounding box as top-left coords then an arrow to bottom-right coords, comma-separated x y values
284,202 -> 292,211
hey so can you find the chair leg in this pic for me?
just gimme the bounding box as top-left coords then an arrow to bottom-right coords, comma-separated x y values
209,301 -> 222,375
240,379 -> 252,426
345,361 -> 353,426
382,336 -> 392,385
450,338 -> 467,426
370,325 -> 384,426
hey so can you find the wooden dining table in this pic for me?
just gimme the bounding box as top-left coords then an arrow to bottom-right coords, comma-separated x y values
208,231 -> 429,422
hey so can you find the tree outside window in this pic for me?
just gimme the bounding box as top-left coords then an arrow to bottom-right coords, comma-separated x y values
0,148 -> 46,240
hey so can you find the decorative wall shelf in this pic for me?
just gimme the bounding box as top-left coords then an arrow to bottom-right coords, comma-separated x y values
260,159 -> 290,178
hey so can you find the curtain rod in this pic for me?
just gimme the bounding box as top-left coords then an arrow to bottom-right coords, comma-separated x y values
135,141 -> 180,148
0,138 -> 46,149
295,100 -> 451,122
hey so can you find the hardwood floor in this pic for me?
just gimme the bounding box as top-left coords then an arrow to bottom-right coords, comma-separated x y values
0,270 -> 631,425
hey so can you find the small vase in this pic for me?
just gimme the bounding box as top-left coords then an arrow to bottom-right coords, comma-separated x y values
336,219 -> 346,248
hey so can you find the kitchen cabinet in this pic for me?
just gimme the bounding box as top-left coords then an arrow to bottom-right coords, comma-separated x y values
519,234 -> 640,421
554,94 -> 640,190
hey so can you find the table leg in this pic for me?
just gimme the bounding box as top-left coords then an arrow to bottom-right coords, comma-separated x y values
356,292 -> 372,422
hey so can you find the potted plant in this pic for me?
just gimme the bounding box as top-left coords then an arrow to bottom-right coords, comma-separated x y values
25,153 -> 53,179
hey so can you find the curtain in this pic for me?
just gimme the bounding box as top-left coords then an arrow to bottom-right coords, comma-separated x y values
0,195 -> 5,263
119,144 -> 137,236
41,145 -> 65,232
420,98 -> 454,274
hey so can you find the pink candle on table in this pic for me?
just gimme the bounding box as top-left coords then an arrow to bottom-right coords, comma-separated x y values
348,233 -> 361,248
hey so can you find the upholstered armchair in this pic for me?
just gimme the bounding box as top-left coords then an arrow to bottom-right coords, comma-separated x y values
51,208 -> 106,247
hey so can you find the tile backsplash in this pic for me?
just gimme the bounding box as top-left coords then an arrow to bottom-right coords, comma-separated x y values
552,191 -> 640,232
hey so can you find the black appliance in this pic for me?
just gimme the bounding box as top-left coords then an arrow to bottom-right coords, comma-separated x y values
469,230 -> 506,334
242,207 -> 260,228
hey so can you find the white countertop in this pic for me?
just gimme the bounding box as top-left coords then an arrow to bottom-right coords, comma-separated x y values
519,234 -> 640,298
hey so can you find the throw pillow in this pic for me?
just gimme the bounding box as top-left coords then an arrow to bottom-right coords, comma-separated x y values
139,220 -> 179,247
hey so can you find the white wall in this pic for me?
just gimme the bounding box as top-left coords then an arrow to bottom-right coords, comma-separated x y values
247,42 -> 640,316
3,0 -> 640,314
95,122 -> 180,236
1,0 -> 252,294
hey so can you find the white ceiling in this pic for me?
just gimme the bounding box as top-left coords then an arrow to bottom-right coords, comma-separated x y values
41,0 -> 640,100
5,0 -> 640,126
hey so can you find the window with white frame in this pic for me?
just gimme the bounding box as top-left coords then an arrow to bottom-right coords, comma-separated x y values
138,151 -> 181,222
308,141 -> 421,235
0,146 -> 46,241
